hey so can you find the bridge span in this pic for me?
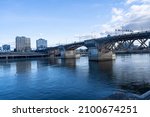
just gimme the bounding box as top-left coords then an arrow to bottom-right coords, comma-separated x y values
47,31 -> 150,61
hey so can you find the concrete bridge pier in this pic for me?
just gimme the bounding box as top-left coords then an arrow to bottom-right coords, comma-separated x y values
48,50 -> 56,58
60,50 -> 80,59
48,49 -> 61,58
88,47 -> 116,61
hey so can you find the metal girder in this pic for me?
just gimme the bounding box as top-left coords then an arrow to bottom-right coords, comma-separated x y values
127,40 -> 135,48
104,43 -> 115,50
99,42 -> 116,53
112,40 -> 136,51
137,39 -> 148,48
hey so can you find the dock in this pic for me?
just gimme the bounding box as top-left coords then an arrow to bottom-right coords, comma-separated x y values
0,52 -> 48,59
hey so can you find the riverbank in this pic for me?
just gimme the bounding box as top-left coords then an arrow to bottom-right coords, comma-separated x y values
0,52 -> 48,59
115,49 -> 150,54
105,90 -> 150,100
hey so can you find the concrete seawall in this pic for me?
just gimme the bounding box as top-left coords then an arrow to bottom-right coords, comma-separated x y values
0,52 -> 48,59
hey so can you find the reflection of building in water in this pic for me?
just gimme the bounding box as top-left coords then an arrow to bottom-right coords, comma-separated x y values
60,59 -> 76,67
16,61 -> 31,73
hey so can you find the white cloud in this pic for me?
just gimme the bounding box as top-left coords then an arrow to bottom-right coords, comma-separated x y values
126,0 -> 137,4
124,3 -> 150,30
99,0 -> 150,34
80,0 -> 150,38
126,0 -> 150,4
112,8 -> 124,22
112,8 -> 123,15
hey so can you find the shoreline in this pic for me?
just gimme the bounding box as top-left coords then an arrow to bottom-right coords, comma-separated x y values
105,90 -> 150,100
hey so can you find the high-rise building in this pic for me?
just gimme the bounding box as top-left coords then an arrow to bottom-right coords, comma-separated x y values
16,36 -> 31,52
36,38 -> 47,50
2,44 -> 10,52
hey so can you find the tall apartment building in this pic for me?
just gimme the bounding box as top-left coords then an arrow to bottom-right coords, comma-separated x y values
16,36 -> 31,52
36,38 -> 47,50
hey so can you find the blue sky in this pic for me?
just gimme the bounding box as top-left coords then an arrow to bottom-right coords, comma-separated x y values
0,0 -> 150,49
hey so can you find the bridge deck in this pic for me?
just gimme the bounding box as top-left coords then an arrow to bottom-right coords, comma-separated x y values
47,31 -> 150,50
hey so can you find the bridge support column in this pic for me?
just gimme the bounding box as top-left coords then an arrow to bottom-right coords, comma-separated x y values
48,50 -> 56,58
60,50 -> 80,59
48,49 -> 60,58
88,47 -> 116,61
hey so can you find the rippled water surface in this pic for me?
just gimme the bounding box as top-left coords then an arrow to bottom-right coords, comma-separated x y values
0,54 -> 150,100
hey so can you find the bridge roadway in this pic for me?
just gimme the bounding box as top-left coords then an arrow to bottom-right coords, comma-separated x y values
86,31 -> 150,45
47,31 -> 150,61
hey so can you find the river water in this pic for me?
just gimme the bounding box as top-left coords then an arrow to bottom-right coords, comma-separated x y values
0,54 -> 150,100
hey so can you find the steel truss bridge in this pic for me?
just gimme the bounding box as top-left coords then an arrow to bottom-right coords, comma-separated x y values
46,31 -> 150,54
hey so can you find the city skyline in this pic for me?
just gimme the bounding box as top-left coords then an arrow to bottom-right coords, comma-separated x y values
0,0 -> 150,49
